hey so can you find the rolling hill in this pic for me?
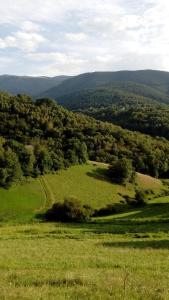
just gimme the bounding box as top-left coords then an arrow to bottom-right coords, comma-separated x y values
84,103 -> 169,140
0,162 -> 164,223
40,70 -> 169,100
0,75 -> 69,96
46,80 -> 169,141
56,83 -> 161,110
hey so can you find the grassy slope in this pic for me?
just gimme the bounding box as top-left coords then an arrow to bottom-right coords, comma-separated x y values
0,179 -> 45,223
135,172 -> 162,190
45,162 -> 163,209
44,163 -> 132,209
0,164 -> 169,299
0,162 -> 163,222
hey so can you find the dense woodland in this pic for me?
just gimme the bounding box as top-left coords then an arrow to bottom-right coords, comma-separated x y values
81,103 -> 169,140
1,92 -> 169,187
58,83 -> 169,110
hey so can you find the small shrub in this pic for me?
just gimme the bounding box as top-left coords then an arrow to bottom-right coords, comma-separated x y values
45,197 -> 93,222
135,190 -> 147,206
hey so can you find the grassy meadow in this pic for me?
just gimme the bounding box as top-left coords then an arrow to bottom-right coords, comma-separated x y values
0,179 -> 45,223
0,162 -> 163,223
0,162 -> 169,299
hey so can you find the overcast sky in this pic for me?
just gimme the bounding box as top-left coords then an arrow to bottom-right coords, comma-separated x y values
0,0 -> 168,76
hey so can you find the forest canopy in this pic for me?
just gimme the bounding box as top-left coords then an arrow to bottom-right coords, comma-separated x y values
1,92 -> 169,187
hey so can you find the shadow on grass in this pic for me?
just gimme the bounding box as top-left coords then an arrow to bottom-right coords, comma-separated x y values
103,203 -> 169,221
35,213 -> 45,221
102,240 -> 169,249
91,202 -> 169,225
35,202 -> 169,235
86,168 -> 111,183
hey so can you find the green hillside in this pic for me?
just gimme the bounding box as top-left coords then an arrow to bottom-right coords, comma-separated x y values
2,93 -> 169,185
58,84 -> 159,110
45,163 -> 132,209
0,75 -> 69,96
83,103 -> 169,140
41,69 -> 169,99
0,163 -> 164,223
57,81 -> 169,110
54,82 -> 169,141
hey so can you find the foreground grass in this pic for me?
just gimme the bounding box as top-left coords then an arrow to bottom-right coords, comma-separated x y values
1,193 -> 169,299
0,163 -> 168,299
0,216 -> 169,300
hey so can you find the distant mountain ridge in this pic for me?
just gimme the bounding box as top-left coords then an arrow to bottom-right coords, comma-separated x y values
0,75 -> 70,96
2,70 -> 169,107
40,70 -> 169,99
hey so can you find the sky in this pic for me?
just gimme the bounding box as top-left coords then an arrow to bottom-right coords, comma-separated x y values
0,0 -> 169,76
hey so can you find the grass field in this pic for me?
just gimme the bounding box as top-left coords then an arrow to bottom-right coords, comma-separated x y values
0,202 -> 169,300
0,179 -> 45,223
44,164 -> 132,209
0,163 -> 169,299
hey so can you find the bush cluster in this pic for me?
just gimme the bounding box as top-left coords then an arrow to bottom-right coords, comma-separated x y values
45,197 -> 93,222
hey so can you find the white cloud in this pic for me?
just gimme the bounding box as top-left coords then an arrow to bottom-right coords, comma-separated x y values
0,0 -> 123,24
0,31 -> 46,52
21,21 -> 42,33
1,0 -> 169,74
27,51 -> 87,75
65,33 -> 87,42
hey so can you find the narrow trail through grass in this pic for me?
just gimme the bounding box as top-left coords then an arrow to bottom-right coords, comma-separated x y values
34,178 -> 48,213
39,176 -> 56,209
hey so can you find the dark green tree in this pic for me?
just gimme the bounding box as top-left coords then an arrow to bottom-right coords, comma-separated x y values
0,147 -> 23,188
108,158 -> 135,184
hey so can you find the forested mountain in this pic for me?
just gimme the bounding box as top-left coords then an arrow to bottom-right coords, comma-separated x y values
0,75 -> 69,96
40,70 -> 169,99
1,92 -> 169,188
57,82 -> 169,110
51,80 -> 169,140
2,70 -> 169,105
57,84 -> 161,110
